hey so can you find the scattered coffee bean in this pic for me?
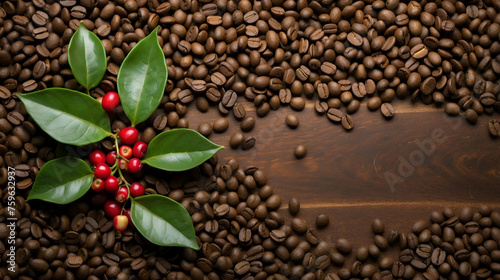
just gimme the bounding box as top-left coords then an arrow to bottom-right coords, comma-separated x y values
285,114 -> 299,129
213,118 -> 229,133
288,198 -> 300,216
316,214 -> 329,229
294,144 -> 307,159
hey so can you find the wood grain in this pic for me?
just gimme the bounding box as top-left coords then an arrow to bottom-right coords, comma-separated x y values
185,98 -> 500,248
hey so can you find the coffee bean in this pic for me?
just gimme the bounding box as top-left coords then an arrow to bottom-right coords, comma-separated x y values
242,137 -> 256,150
291,218 -> 307,234
288,198 -> 300,216
445,103 -> 460,116
341,115 -> 354,131
327,108 -> 343,123
229,132 -> 245,149
235,261 -> 250,275
336,238 -> 352,255
371,219 -> 385,234
285,114 -> 299,129
240,116 -> 255,132
380,103 -> 395,118
347,32 -> 363,47
266,194 -> 281,210
233,103 -> 246,120
488,120 -> 500,137
316,214 -> 329,229
294,144 -> 307,159
465,109 -> 478,124
213,118 -> 229,133
289,97 -> 306,111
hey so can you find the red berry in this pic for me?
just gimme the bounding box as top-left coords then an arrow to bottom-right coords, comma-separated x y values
89,150 -> 106,165
105,176 -> 119,193
113,215 -> 128,232
119,127 -> 139,145
115,186 -> 129,203
102,91 -> 120,112
127,158 -> 142,173
130,182 -> 145,197
118,159 -> 128,170
90,192 -> 108,207
104,200 -> 121,218
123,208 -> 134,228
94,163 -> 111,179
119,145 -> 133,159
132,142 -> 148,159
106,151 -> 117,166
91,178 -> 106,192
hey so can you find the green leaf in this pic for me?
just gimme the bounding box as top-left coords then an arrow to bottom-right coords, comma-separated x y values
131,195 -> 199,249
142,129 -> 224,172
18,88 -> 112,146
68,23 -> 107,91
27,157 -> 93,204
117,26 -> 167,126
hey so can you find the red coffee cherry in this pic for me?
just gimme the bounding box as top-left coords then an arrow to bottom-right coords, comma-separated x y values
113,215 -> 128,232
115,186 -> 129,203
104,200 -> 121,218
105,175 -> 119,193
119,145 -> 133,159
94,163 -> 111,179
89,150 -> 106,165
119,127 -> 139,145
132,141 -> 148,159
106,151 -> 117,166
102,91 -> 120,112
91,178 -> 106,192
130,182 -> 145,197
127,158 -> 142,173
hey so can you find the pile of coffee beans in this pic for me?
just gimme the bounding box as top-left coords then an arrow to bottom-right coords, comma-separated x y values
0,0 -> 499,139
2,153 -> 500,279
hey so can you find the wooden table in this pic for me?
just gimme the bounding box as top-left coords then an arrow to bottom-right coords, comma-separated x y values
186,98 -> 500,252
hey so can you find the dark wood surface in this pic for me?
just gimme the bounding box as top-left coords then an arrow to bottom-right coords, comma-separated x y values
185,98 -> 500,249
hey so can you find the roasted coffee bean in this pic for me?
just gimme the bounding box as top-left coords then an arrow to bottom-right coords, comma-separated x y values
290,97 -> 306,111
288,198 -> 300,215
229,132 -> 245,149
285,114 -> 299,129
240,116 -> 255,132
242,137 -> 256,150
341,115 -> 354,131
213,118 -> 229,133
294,144 -> 307,159
316,214 -> 329,228
380,103 -> 395,118
233,103 -> 246,119
336,238 -> 352,255
327,108 -> 343,123
372,219 -> 385,234
488,120 -> 500,137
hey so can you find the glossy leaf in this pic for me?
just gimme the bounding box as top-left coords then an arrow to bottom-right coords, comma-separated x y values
68,23 -> 107,90
131,195 -> 199,249
142,129 -> 224,172
18,88 -> 112,146
27,157 -> 93,204
117,26 -> 167,126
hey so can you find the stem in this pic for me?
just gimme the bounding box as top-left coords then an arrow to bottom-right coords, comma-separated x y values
110,133 -> 132,214
117,167 -> 131,187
